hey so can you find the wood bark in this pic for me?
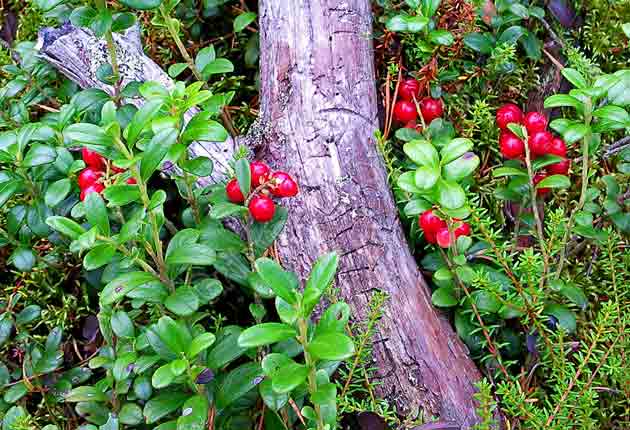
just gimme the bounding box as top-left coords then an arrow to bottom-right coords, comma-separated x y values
258,0 -> 483,427
36,23 -> 243,185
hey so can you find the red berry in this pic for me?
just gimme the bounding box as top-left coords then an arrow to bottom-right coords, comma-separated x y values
398,78 -> 421,102
499,131 -> 525,159
436,228 -> 452,248
419,97 -> 444,124
82,147 -> 106,170
533,172 -> 550,196
454,221 -> 471,238
496,103 -> 523,130
250,161 -> 271,187
77,168 -> 103,189
249,195 -> 276,223
393,100 -> 417,123
523,112 -> 548,133
226,178 -> 245,203
528,130 -> 553,157
270,171 -> 299,197
549,137 -> 567,157
111,165 -> 125,174
419,210 -> 447,244
126,177 -> 137,185
80,183 -> 105,201
547,158 -> 571,175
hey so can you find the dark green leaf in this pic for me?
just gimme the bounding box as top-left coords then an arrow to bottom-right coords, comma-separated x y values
11,247 -> 36,272
165,286 -> 200,316
143,392 -> 189,424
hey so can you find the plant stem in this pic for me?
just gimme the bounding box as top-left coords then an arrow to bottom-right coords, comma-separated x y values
523,136 -> 549,275
555,103 -> 593,278
297,318 -> 325,430
159,5 -> 205,83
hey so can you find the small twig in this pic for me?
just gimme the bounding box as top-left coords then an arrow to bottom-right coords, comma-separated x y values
542,48 -> 565,71
603,136 -> 630,159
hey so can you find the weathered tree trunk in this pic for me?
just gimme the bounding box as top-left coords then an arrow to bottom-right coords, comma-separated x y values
258,0 -> 483,427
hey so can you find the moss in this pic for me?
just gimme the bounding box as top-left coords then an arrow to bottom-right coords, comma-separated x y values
580,0 -> 630,71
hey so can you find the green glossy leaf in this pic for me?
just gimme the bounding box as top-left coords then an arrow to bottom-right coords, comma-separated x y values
46,216 -> 86,240
254,258 -> 299,304
271,362 -> 308,393
165,286 -> 200,316
238,323 -> 297,348
307,333 -> 355,360
403,140 -> 439,168
165,244 -> 216,266
535,174 -> 570,189
234,12 -> 256,32
302,252 -> 339,316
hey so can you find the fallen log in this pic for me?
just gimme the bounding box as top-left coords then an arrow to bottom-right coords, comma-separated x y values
36,22 -> 243,185
37,4 -> 486,426
258,0 -> 484,426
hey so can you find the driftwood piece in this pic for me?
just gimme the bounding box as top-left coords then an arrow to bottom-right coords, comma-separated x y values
36,22 -> 239,184
258,0 -> 484,427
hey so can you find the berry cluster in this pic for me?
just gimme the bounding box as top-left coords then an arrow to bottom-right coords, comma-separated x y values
419,209 -> 471,248
392,78 -> 444,129
496,104 -> 571,195
77,148 -> 136,201
225,161 -> 299,223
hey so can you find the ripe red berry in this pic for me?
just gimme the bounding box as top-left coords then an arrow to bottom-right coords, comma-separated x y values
549,137 -> 567,157
126,177 -> 137,185
393,100 -> 417,123
77,168 -> 103,189
436,227 -> 452,248
547,158 -> 570,175
249,195 -> 276,223
419,97 -> 444,124
419,210 -> 447,244
496,103 -> 523,130
82,147 -> 106,170
523,112 -> 548,133
111,165 -> 125,174
270,171 -> 299,197
528,130 -> 553,157
499,131 -> 525,159
398,78 -> 421,102
80,183 -> 105,201
533,172 -> 550,196
250,161 -> 271,187
226,178 -> 245,203
454,221 -> 471,238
